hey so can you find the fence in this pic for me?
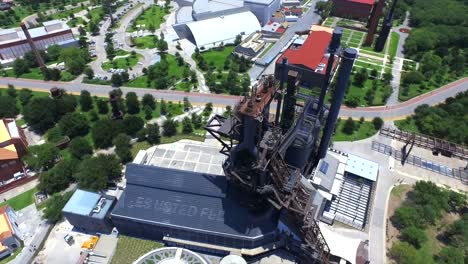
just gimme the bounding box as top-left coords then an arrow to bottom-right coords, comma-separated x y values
371,141 -> 468,185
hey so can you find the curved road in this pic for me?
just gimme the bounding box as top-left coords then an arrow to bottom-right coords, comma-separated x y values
0,77 -> 466,120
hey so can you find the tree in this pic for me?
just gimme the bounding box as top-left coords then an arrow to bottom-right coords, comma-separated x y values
142,94 -> 155,109
58,112 -> 89,138
136,128 -> 147,142
182,117 -> 193,134
392,206 -> 421,229
144,105 -> 153,120
91,119 -> 118,149
6,85 -> 16,98
43,191 -> 74,224
122,115 -> 144,136
55,94 -> 77,118
160,99 -> 167,115
75,154 -> 121,190
78,26 -> 86,36
113,133 -> 132,163
125,92 -> 140,114
241,74 -> 251,95
38,159 -> 78,194
353,68 -> 368,87
183,97 -> 191,111
18,89 -> 33,106
162,119 -> 177,137
96,99 -> 109,114
60,47 -> 87,75
23,97 -> 57,132
372,117 -> 384,130
79,90 -> 93,112
436,246 -> 464,264
13,58 -> 30,77
402,71 -> 425,85
400,226 -> 427,249
111,73 -> 123,87
84,67 -> 94,79
382,72 -> 393,84
0,96 -> 19,118
23,143 -> 59,171
234,34 -> 242,45
342,118 -> 356,135
69,137 -> 93,159
147,123 -> 161,144
49,68 -> 61,81
47,45 -> 62,61
389,242 -> 417,264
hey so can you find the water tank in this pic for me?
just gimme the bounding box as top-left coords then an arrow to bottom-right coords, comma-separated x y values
220,255 -> 247,264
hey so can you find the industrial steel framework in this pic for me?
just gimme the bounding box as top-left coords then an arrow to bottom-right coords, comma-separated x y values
380,126 -> 468,161
206,27 -> 358,262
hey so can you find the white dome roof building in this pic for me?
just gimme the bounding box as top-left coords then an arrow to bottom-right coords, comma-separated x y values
134,247 -> 209,264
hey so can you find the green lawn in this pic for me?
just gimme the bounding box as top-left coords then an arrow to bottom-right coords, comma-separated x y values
389,32 -> 400,58
199,46 -> 235,70
175,81 -> 193,92
126,76 -> 148,88
131,141 -> 151,158
0,188 -> 38,211
115,49 -> 130,56
132,35 -> 158,49
130,5 -> 168,32
127,54 -> 184,88
110,236 -> 164,264
332,120 -> 378,142
4,68 -> 76,82
394,118 -> 420,134
102,54 -> 141,70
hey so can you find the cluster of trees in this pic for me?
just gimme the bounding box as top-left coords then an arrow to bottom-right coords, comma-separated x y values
402,91 -> 468,144
12,45 -> 91,80
343,68 -> 393,107
400,0 -> 467,87
193,47 -> 252,94
390,181 -> 466,264
141,52 -> 194,89
341,117 -> 383,135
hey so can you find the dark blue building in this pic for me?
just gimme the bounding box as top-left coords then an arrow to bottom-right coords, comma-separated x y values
62,189 -> 116,233
111,164 -> 279,252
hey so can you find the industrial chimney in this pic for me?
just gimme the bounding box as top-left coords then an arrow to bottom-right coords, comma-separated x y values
365,0 -> 386,46
318,27 -> 343,112
375,0 -> 398,51
20,22 -> 45,69
318,48 -> 358,159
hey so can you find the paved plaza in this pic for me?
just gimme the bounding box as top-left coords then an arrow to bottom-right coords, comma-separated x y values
140,140 -> 226,175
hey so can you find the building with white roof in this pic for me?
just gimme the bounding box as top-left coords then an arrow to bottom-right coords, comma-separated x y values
311,151 -> 379,230
173,0 -> 279,48
0,20 -> 75,64
185,11 -> 261,49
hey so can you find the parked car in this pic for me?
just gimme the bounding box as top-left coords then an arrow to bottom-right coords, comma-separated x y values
64,234 -> 74,244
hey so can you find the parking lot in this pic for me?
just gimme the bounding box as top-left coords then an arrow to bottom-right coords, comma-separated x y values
34,219 -> 95,264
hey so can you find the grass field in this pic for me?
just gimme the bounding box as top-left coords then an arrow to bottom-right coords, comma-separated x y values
110,236 -> 163,264
389,32 -> 400,58
132,35 -> 158,49
394,117 -> 419,133
102,54 -> 141,70
4,68 -> 76,82
130,5 -> 168,32
332,120 -> 378,142
0,188 -> 38,211
126,54 -> 184,88
199,46 -> 235,70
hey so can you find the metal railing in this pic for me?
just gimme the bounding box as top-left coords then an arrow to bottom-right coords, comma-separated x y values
371,141 -> 468,185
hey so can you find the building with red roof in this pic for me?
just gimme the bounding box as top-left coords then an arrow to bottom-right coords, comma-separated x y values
275,25 -> 339,88
332,0 -> 375,20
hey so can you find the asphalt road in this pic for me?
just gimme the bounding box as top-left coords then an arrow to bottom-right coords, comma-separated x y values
1,77 -> 466,119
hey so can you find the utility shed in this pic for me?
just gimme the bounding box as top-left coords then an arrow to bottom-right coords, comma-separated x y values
111,164 -> 279,252
63,189 -> 116,233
